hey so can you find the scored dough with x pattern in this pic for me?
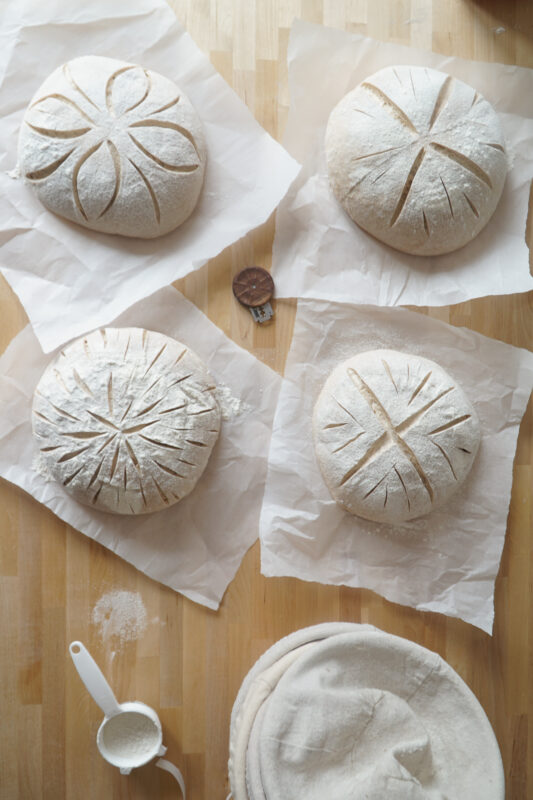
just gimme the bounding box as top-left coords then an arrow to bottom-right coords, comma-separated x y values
325,65 -> 507,255
32,327 -> 221,515
313,350 -> 480,523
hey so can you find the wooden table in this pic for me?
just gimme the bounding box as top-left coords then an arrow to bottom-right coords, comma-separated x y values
0,1 -> 531,798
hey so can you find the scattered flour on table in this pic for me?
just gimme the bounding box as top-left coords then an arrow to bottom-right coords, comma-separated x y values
91,590 -> 147,646
215,383 -> 252,420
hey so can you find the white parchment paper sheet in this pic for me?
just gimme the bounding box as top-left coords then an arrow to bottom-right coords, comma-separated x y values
259,299 -> 533,633
0,287 -> 281,610
0,0 -> 300,353
272,19 -> 533,307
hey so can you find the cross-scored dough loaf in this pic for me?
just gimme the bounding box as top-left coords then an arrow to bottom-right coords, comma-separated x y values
32,328 -> 220,515
18,55 -> 207,238
325,65 -> 507,256
313,349 -> 480,523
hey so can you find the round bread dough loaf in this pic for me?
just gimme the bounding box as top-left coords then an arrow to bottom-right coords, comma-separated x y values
18,55 -> 207,238
313,349 -> 480,523
325,65 -> 506,256
32,327 -> 220,514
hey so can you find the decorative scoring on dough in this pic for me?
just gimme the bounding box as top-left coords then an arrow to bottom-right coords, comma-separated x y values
325,65 -> 507,256
313,350 -> 480,524
18,56 -> 207,238
32,328 -> 220,515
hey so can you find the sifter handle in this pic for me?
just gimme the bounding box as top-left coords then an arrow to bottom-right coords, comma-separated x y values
69,641 -> 122,719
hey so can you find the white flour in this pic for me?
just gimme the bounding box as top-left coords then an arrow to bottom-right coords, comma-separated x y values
215,383 -> 252,420
32,451 -> 54,482
102,711 -> 159,762
91,590 -> 148,646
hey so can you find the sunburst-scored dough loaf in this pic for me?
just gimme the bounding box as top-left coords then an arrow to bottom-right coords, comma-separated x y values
18,55 -> 207,238
32,327 -> 221,515
313,349 -> 480,523
325,65 -> 507,256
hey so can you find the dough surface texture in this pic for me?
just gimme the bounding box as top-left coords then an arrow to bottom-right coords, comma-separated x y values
228,624 -> 505,800
32,327 -> 220,514
325,65 -> 506,255
18,55 -> 206,238
313,349 -> 480,523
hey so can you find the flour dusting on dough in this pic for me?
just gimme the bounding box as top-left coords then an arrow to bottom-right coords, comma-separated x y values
32,451 -> 55,482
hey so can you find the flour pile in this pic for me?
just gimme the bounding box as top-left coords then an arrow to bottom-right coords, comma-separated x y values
102,711 -> 160,763
91,590 -> 148,646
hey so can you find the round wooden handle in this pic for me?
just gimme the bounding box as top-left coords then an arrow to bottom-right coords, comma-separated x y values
232,267 -> 274,308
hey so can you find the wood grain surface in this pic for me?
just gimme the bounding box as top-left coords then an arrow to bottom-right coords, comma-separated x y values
1,1 -> 532,798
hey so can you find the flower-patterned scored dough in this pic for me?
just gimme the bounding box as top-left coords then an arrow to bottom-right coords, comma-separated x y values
325,65 -> 507,256
18,56 -> 207,238
32,328 -> 220,515
313,350 -> 480,523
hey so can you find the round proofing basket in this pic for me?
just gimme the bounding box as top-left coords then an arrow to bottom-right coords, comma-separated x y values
228,624 -> 504,800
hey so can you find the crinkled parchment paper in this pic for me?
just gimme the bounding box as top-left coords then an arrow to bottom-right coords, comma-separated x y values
0,287 -> 281,610
272,19 -> 533,306
259,299 -> 533,632
0,0 -> 300,353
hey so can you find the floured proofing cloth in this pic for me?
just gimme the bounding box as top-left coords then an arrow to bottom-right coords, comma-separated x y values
228,623 -> 504,800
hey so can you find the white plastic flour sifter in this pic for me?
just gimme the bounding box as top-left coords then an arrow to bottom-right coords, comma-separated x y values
69,641 -> 185,796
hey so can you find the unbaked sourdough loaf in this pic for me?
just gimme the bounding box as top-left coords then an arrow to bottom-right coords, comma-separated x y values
32,328 -> 220,514
313,349 -> 480,523
18,56 -> 206,238
325,65 -> 507,256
